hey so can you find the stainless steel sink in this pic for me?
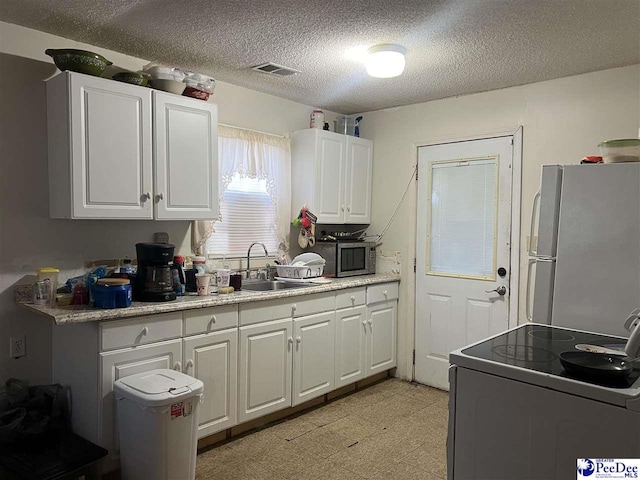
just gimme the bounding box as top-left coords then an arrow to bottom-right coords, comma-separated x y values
242,280 -> 311,291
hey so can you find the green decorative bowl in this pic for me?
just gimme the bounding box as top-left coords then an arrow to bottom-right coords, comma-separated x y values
112,71 -> 150,87
45,48 -> 113,76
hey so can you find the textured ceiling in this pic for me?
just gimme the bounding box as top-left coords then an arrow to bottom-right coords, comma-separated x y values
1,0 -> 639,114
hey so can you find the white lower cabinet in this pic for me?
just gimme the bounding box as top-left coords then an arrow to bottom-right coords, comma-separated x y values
293,311 -> 335,406
238,318 -> 293,423
366,300 -> 397,376
334,305 -> 367,389
99,338 -> 182,466
183,328 -> 237,438
54,282 -> 398,476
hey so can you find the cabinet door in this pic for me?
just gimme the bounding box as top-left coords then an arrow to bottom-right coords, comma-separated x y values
315,132 -> 346,223
99,339 -> 182,461
292,312 -> 335,406
153,92 -> 219,220
345,137 -> 373,224
183,328 -> 237,438
366,301 -> 397,377
238,318 -> 292,423
70,74 -> 153,219
335,306 -> 366,389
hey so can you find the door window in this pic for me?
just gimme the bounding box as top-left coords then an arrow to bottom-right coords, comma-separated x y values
427,157 -> 498,280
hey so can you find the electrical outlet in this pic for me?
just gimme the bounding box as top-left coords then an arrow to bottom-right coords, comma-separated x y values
10,335 -> 26,358
154,232 -> 169,244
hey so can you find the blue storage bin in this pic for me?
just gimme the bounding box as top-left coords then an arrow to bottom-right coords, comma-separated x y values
94,282 -> 132,309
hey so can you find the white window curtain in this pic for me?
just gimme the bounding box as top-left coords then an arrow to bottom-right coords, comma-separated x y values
191,125 -> 291,256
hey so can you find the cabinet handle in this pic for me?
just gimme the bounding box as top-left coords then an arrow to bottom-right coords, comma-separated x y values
209,316 -> 216,328
341,205 -> 345,212
156,192 -> 164,202
350,295 -> 356,302
296,336 -> 302,350
141,326 -> 149,336
288,337 -> 293,351
368,319 -> 373,330
174,361 -> 182,371
347,206 -> 351,212
362,319 -> 367,330
383,290 -> 388,297
186,359 -> 194,371
143,192 -> 151,201
292,304 -> 297,312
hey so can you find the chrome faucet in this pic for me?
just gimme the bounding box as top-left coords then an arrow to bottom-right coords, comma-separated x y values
246,242 -> 269,279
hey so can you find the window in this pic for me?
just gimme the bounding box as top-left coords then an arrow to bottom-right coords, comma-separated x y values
427,158 -> 497,279
193,125 -> 290,258
206,173 -> 280,257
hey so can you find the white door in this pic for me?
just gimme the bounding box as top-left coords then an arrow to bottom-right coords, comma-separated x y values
334,305 -> 367,388
153,92 -> 219,220
99,339 -> 181,464
70,74 -> 153,219
315,132 -> 346,223
238,318 -> 292,423
366,302 -> 397,376
345,137 -> 373,224
415,137 -> 513,390
292,312 -> 335,406
183,328 -> 237,438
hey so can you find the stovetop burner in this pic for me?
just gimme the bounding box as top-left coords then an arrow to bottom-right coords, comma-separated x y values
491,345 -> 557,363
462,324 -> 639,388
527,329 -> 575,341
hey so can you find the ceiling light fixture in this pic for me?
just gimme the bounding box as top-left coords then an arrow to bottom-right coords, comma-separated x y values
366,44 -> 406,78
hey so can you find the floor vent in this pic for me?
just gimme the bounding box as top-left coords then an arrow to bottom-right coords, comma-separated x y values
251,63 -> 299,76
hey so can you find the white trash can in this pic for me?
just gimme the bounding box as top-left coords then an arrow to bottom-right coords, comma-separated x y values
114,369 -> 204,480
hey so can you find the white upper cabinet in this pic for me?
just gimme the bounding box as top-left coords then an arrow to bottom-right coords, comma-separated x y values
47,72 -> 153,219
314,133 -> 346,222
292,129 -> 373,224
344,137 -> 373,223
153,92 -> 219,220
46,72 -> 218,221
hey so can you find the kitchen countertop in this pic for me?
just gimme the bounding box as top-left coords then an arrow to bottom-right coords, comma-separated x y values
18,274 -> 400,325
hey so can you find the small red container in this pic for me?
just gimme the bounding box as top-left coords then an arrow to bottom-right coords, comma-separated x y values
183,86 -> 210,101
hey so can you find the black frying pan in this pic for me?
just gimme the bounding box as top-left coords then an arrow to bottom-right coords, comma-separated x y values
559,351 -> 633,381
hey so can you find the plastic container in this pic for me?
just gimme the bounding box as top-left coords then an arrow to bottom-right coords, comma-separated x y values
195,273 -> 211,296
192,256 -> 207,275
93,278 -> 132,308
215,268 -> 231,288
182,73 -> 215,101
120,259 -> 135,275
310,109 -> 325,129
598,139 -> 640,163
32,281 -> 50,306
36,268 -> 60,306
114,369 -> 204,480
143,64 -> 186,95
336,115 -> 357,136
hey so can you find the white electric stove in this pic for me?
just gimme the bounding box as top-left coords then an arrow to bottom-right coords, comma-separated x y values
448,323 -> 640,480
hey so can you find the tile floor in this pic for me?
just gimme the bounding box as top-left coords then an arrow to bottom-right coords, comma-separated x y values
196,379 -> 449,480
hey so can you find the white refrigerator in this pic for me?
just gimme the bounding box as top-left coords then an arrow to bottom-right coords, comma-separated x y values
527,163 -> 640,337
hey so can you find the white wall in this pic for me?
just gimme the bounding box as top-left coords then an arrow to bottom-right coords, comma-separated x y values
0,21 -> 336,383
361,64 -> 640,380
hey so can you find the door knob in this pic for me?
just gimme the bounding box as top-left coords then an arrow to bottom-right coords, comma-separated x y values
485,286 -> 507,296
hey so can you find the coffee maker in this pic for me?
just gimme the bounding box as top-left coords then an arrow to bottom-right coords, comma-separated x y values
134,243 -> 177,302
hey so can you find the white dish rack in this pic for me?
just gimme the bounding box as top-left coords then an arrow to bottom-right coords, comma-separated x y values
275,264 -> 324,279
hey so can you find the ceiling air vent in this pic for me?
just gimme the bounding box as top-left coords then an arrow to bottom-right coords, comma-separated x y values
251,63 -> 300,76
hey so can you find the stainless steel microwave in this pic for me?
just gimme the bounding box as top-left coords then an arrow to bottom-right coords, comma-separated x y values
309,241 -> 376,277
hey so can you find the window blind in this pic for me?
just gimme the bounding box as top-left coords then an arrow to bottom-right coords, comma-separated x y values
206,174 -> 280,257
